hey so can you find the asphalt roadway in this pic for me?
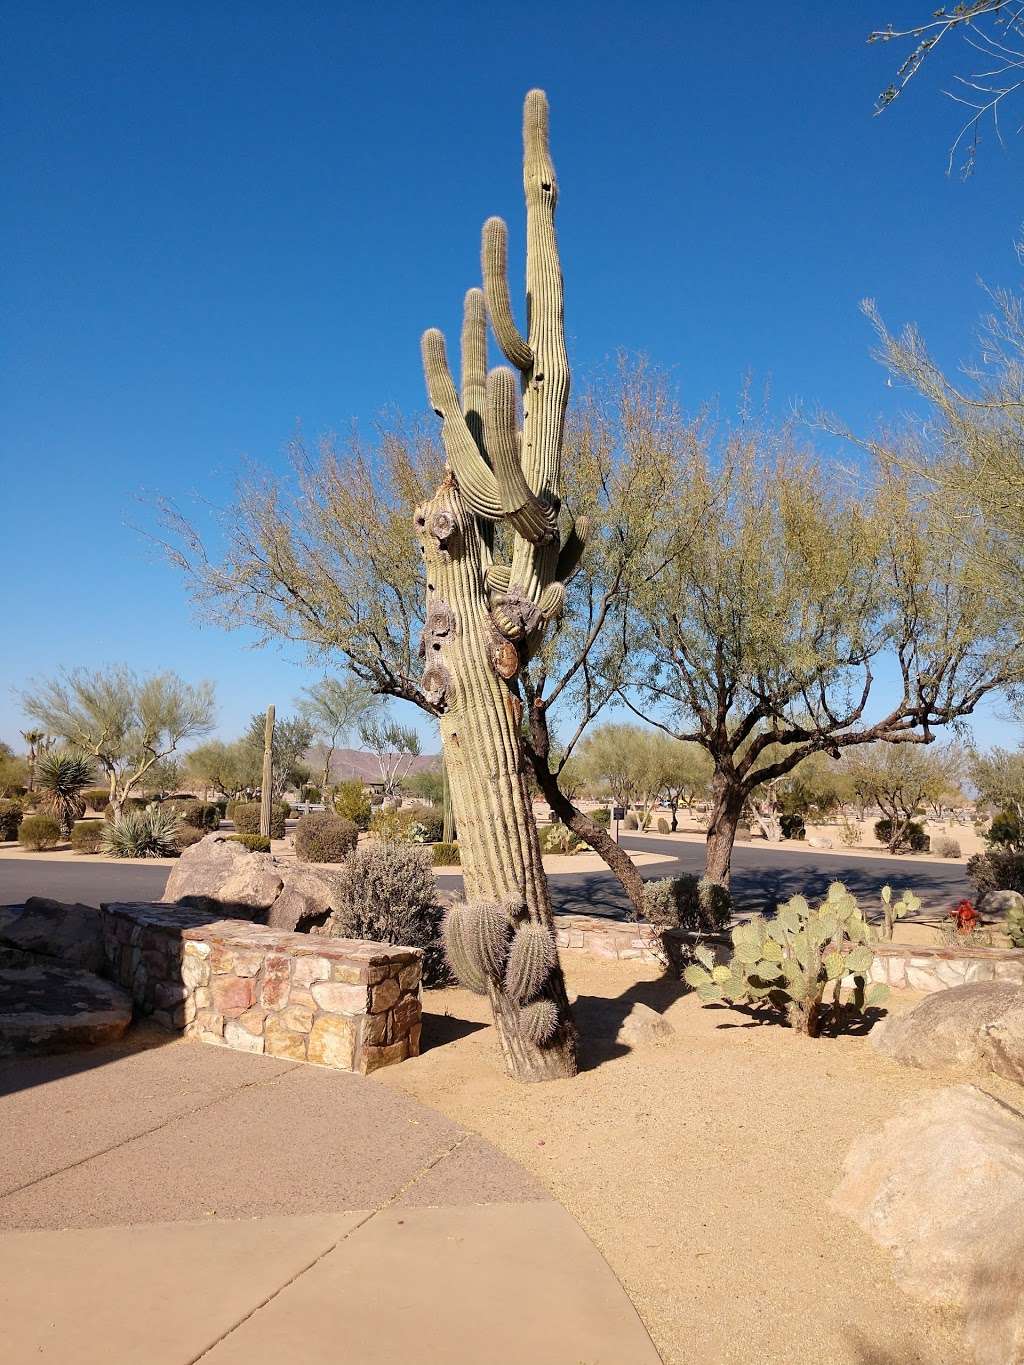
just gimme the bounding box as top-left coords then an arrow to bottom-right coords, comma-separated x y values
0,832 -> 972,919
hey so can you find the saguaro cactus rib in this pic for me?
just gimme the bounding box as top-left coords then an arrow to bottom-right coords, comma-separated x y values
418,90 -> 577,1083
486,368 -> 558,544
482,217 -> 533,371
421,329 -> 503,520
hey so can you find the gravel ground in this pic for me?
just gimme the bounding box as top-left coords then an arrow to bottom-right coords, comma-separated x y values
377,956 -> 1024,1365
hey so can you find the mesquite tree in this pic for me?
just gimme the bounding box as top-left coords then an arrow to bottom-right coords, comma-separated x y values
414,89 -> 581,1080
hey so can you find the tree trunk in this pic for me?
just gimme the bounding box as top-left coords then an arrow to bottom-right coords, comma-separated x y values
704,772 -> 745,888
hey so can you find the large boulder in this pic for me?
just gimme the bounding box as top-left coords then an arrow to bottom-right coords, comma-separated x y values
978,888 -> 1024,918
265,863 -> 343,933
831,1085 -> 1024,1365
871,981 -> 1024,1085
163,834 -> 283,918
0,898 -> 105,972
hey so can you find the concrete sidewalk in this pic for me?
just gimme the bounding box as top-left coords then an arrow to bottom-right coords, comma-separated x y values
0,1027 -> 661,1364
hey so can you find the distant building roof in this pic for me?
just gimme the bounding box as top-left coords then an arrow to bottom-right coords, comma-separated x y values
303,746 -> 440,785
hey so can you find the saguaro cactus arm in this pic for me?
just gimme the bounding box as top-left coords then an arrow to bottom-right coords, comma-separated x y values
482,217 -> 533,372
460,287 -> 488,456
421,329 -> 503,520
485,368 -> 558,544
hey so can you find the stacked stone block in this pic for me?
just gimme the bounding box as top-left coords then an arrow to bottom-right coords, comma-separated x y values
100,902 -> 422,1073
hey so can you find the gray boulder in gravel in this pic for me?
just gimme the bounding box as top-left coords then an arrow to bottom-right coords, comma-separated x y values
871,980 -> 1024,1086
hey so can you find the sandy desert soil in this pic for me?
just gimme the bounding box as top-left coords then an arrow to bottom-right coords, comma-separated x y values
377,956 -> 1024,1365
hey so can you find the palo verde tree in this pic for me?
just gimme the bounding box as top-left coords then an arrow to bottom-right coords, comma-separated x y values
298,676 -> 378,793
623,423 -> 1024,887
21,667 -> 216,817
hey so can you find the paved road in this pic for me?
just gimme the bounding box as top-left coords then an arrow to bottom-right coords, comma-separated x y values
0,834 -> 972,920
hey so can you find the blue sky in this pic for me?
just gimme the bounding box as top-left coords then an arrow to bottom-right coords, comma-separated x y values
3,1 -> 1022,754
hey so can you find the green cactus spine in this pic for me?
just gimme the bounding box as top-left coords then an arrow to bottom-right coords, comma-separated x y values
415,91 -> 577,1082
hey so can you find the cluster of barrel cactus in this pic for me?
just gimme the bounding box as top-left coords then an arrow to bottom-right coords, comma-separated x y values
879,883 -> 920,939
682,882 -> 889,1037
443,896 -> 560,1044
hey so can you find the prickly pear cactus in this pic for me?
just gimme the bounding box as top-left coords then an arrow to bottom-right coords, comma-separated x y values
879,883 -> 920,940
683,882 -> 889,1037
1006,897 -> 1024,949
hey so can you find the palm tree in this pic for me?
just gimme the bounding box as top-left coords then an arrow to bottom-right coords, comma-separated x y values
20,729 -> 46,793
35,750 -> 94,838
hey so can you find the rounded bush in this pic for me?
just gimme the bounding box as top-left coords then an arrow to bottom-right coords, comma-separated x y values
228,833 -> 271,853
232,801 -> 287,839
333,780 -> 372,830
70,819 -> 104,854
168,800 -> 220,831
874,818 -> 929,852
82,788 -> 110,813
590,807 -> 611,828
294,812 -> 358,863
623,811 -> 639,831
432,841 -> 460,866
370,806 -> 418,844
173,824 -> 206,851
780,812 -> 806,841
300,784 -> 321,803
987,810 -> 1023,849
0,798 -> 23,841
19,814 -> 61,851
934,835 -> 962,859
656,816 -> 670,834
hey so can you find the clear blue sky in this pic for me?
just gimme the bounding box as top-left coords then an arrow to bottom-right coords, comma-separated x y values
3,1 -> 1021,752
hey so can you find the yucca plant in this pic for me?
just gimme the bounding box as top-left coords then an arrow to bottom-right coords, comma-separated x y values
101,804 -> 181,858
683,881 -> 889,1037
34,749 -> 94,838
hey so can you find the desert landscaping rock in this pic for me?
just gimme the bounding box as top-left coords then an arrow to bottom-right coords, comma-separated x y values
871,980 -> 1024,1084
615,1001 -> 675,1048
265,863 -> 343,932
831,1084 -> 1024,1365
0,962 -> 132,1056
978,888 -> 1024,918
163,834 -> 283,917
0,898 -> 105,972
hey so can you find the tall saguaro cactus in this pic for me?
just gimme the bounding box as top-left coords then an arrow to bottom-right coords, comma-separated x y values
259,705 -> 275,839
417,91 -> 584,1082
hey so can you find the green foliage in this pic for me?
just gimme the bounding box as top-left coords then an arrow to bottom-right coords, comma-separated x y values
0,742 -> 29,797
333,779 -> 372,831
232,801 -> 286,839
101,805 -> 182,858
1007,899 -> 1024,950
173,824 -> 206,851
35,749 -> 94,837
538,822 -> 583,855
243,711 -> 314,798
874,818 -> 929,853
0,799 -> 23,841
590,807 -> 611,828
934,835 -> 962,859
642,875 -> 732,934
878,883 -> 920,940
837,819 -> 861,848
779,812 -> 806,840
228,833 -> 271,853
986,810 -> 1024,850
294,812 -> 358,863
83,788 -> 110,812
683,882 -> 889,1037
370,805 -> 417,844
70,820 -> 104,853
432,840 -> 460,865
407,804 -> 444,843
404,767 -> 444,805
967,848 -> 1024,898
19,814 -> 62,850
322,842 -> 447,985
300,784 -> 321,803
165,799 -> 220,831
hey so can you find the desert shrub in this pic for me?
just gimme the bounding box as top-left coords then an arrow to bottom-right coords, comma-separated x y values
874,818 -> 929,853
408,804 -> 444,843
837,819 -> 861,848
986,810 -> 1024,849
683,881 -> 887,1037
165,799 -> 220,831
370,806 -> 418,844
294,812 -> 358,863
656,816 -> 670,834
228,833 -> 271,853
101,806 -> 181,858
538,823 -> 583,855
70,820 -> 104,853
0,798 -> 23,841
321,842 -> 447,984
300,784 -> 321,803
934,835 -> 962,859
279,800 -> 292,817
623,811 -> 639,830
333,779 -> 372,831
642,875 -> 732,934
83,788 -> 110,813
18,814 -> 61,851
780,812 -> 806,840
173,824 -> 206,851
232,801 -> 286,839
590,807 -> 611,828
967,848 -> 1024,898
432,840 -> 460,865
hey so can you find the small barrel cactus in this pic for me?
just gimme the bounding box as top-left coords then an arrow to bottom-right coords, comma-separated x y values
519,997 -> 560,1046
683,881 -> 889,1037
505,921 -> 557,1003
442,899 -> 512,993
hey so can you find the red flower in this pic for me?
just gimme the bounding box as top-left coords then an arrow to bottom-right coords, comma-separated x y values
949,899 -> 979,932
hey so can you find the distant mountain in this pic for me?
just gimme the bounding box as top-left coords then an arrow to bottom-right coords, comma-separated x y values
303,745 -> 440,785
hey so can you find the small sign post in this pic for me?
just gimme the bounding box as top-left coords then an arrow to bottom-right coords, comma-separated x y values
612,806 -> 624,843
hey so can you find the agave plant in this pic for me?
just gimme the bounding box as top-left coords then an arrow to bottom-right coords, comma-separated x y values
34,749 -> 94,838
101,804 -> 181,858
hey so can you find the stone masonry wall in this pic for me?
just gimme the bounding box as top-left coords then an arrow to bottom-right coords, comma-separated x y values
100,902 -> 422,1073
